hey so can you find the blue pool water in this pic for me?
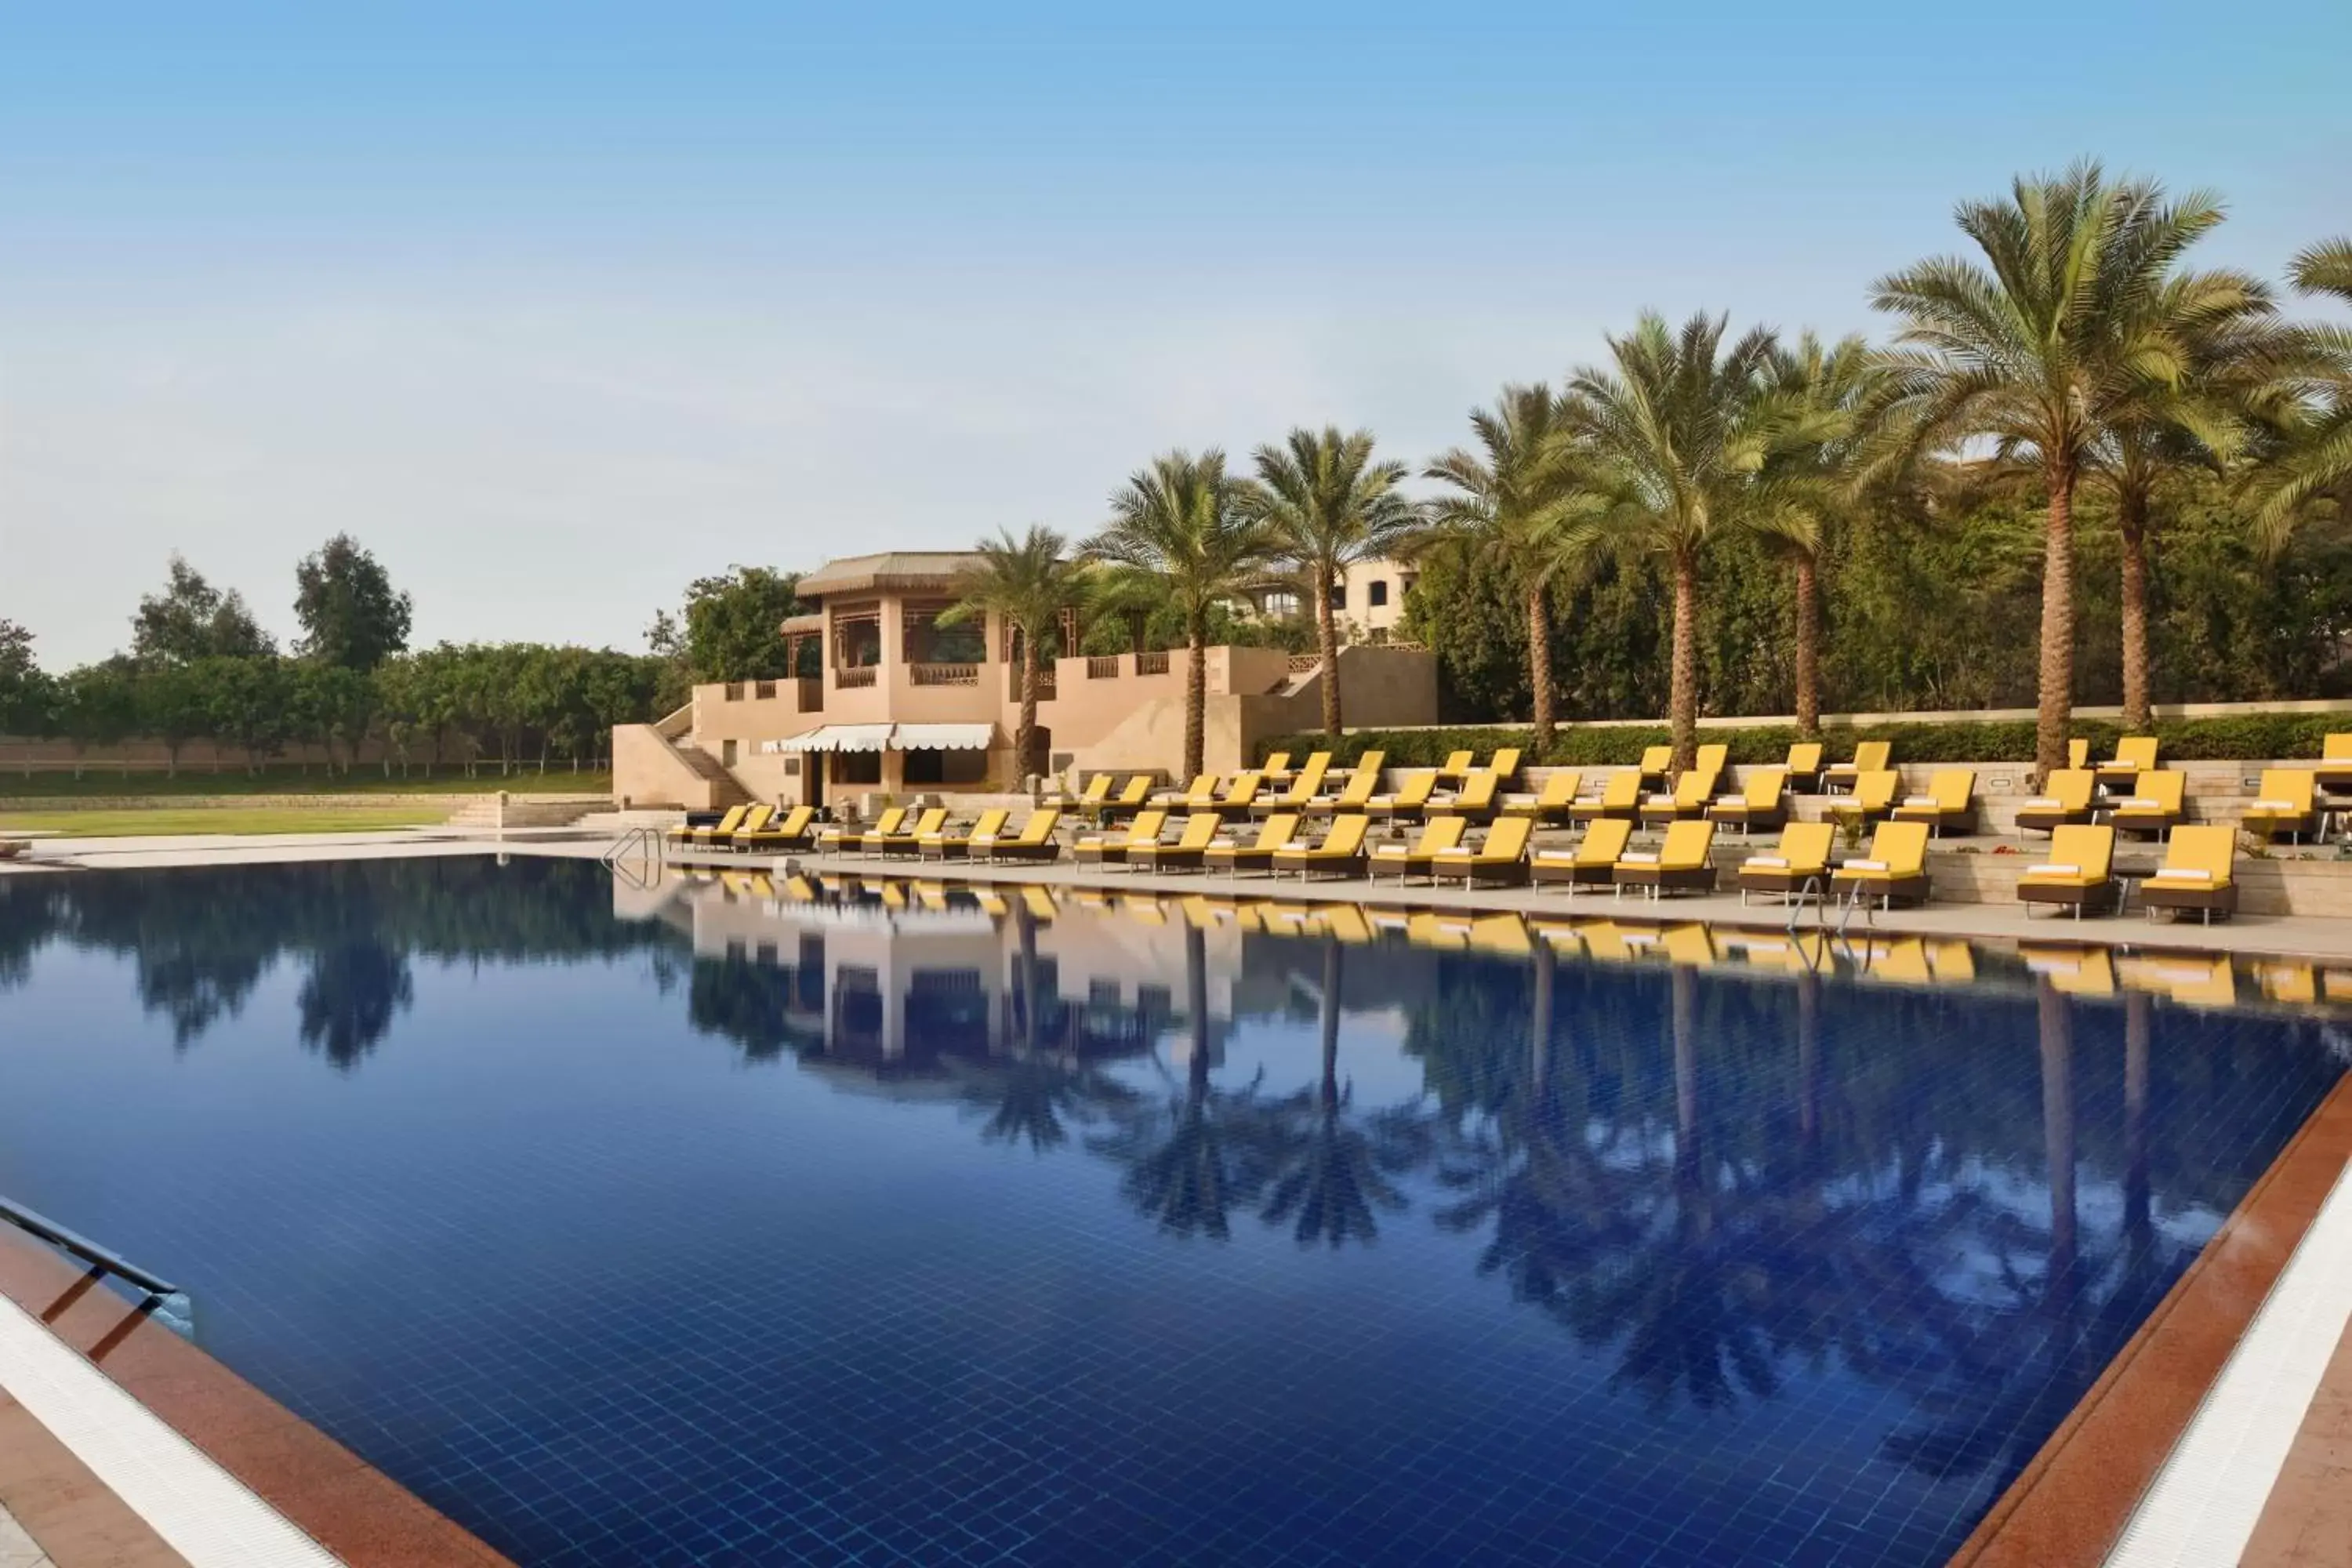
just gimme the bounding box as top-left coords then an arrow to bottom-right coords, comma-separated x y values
0,858 -> 2343,1567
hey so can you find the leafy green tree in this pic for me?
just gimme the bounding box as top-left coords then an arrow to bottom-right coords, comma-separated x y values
671,567 -> 807,683
54,661 -> 140,776
1755,333 -> 1888,735
1240,428 -> 1419,736
196,655 -> 289,773
0,620 -> 53,739
136,660 -> 211,776
1567,312 -> 1780,767
1871,162 -> 2231,777
293,534 -> 413,671
1423,386 -> 1612,745
2247,237 -> 2352,546
1083,451 -> 1282,779
942,527 -> 1083,778
131,556 -> 274,666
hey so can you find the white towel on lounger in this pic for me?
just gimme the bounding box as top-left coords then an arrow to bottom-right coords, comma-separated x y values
1617,851 -> 1659,865
1745,855 -> 1788,869
1845,859 -> 1888,873
2149,867 -> 2215,882
2025,864 -> 2079,877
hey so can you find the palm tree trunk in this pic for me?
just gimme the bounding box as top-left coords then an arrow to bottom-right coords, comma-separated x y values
2034,466 -> 2079,783
1530,940 -> 1555,1095
1316,568 -> 1343,738
1018,634 -> 1040,782
1672,965 -> 1701,1194
1524,583 -> 1554,747
1793,556 -> 1820,738
1184,611 -> 1207,782
2124,989 -> 2151,1244
1670,554 -> 1699,771
2118,487 -> 2152,731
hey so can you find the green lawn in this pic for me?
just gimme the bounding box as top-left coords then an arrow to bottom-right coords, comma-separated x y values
0,807 -> 452,838
0,769 -> 612,799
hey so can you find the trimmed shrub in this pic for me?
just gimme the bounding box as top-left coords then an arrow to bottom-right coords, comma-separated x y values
1256,713 -> 2347,771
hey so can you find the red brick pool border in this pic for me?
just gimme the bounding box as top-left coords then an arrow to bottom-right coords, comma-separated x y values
0,1226 -> 513,1567
1949,1073 -> 2352,1567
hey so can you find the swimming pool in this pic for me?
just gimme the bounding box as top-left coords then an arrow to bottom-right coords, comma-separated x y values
1,858 -> 2343,1566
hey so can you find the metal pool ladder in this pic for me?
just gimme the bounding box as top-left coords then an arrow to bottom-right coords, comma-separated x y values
0,1195 -> 182,1301
603,825 -> 666,888
1785,874 -> 1864,966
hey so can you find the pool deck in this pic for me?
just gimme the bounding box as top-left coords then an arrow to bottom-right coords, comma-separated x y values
3,825 -> 2348,1566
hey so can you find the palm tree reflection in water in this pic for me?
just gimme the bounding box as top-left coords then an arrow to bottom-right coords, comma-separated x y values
1260,937 -> 1432,1248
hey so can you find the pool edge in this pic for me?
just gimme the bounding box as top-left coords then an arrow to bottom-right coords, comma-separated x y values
1948,1071 -> 2352,1567
0,1226 -> 515,1568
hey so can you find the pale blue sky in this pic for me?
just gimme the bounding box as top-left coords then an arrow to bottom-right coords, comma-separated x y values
3,2 -> 2346,665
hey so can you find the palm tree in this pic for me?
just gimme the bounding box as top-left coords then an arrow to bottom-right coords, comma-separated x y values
1755,332 -> 1886,737
1083,451 -> 1282,780
1871,162 -> 2230,778
1422,386 -> 1611,746
1566,312 -> 1780,768
1240,428 -> 1420,737
2247,238 -> 2352,547
942,526 -> 1083,779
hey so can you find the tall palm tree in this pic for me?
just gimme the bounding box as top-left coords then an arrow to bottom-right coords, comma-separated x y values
942,526 -> 1083,779
1871,162 -> 2230,778
1566,312 -> 1780,768
1755,332 -> 1887,736
1422,386 -> 1611,746
1083,451 -> 1281,779
2247,238 -> 2352,548
1240,427 -> 1420,737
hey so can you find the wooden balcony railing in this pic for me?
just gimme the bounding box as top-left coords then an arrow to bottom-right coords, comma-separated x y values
1086,656 -> 1121,679
1287,654 -> 1322,673
911,662 -> 980,687
1136,651 -> 1171,676
1008,668 -> 1057,702
754,680 -> 777,699
835,666 -> 877,689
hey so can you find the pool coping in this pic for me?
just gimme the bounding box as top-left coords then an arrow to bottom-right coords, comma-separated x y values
1947,1072 -> 2352,1567
0,1229 -> 514,1568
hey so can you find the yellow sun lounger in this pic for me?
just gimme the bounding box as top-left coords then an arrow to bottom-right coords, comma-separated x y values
1074,809 -> 1168,865
670,803 -> 750,848
1570,771 -> 1643,824
1203,813 -> 1305,877
2107,770 -> 2185,839
1613,819 -> 1717,899
2135,824 -> 2238,924
1428,770 -> 1503,821
2238,769 -> 2322,844
818,805 -> 906,856
1531,817 -> 1634,892
1428,816 -> 1534,888
1782,742 -> 1823,792
1366,771 -> 1439,822
2017,823 -> 2118,918
735,804 -> 816,851
1635,745 -> 1673,789
1272,815 -> 1371,880
916,808 -> 1010,862
983,809 -> 1064,863
1827,770 -> 1901,831
873,807 -> 950,858
1890,768 -> 1976,837
1370,817 -> 1469,883
1822,739 -> 1891,796
1736,821 -> 1835,903
1640,769 -> 1719,826
1307,752 -> 1385,815
2014,770 -> 2096,837
2097,735 -> 2159,788
1501,769 -> 1581,823
1705,768 -> 1787,834
1830,820 -> 1931,909
1127,812 -> 1225,873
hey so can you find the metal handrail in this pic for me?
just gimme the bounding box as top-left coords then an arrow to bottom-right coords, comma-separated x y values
602,825 -> 666,889
0,1196 -> 181,1299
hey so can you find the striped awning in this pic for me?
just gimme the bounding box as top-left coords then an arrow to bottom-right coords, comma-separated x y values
892,724 -> 996,752
763,724 -> 895,754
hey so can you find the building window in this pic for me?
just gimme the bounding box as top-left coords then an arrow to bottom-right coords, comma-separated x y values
833,751 -> 882,786
1262,591 -> 1299,619
902,748 -> 987,787
1328,584 -> 1347,610
1368,579 -> 1389,607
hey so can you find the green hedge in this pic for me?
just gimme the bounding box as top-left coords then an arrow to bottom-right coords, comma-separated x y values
1258,714 -> 2347,771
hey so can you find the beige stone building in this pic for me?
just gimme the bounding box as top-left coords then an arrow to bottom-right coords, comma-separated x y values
613,550 -> 1439,811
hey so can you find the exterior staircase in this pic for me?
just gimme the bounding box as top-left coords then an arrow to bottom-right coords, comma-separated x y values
671,742 -> 753,806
